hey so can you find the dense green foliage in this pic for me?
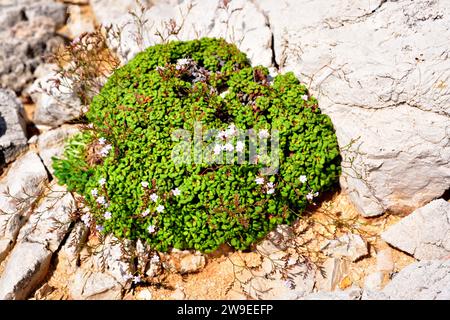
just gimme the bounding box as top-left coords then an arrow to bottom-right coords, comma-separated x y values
54,38 -> 341,252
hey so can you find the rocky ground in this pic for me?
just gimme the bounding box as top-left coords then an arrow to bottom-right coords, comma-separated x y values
0,0 -> 449,300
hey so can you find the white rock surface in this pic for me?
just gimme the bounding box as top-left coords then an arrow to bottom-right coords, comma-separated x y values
381,260 -> 450,300
364,271 -> 384,291
242,225 -> 316,299
17,183 -> 75,253
315,257 -> 349,292
256,0 -> 450,217
162,249 -> 206,274
29,71 -> 84,127
70,269 -> 123,300
0,0 -> 66,93
0,151 -> 48,261
0,242 -> 52,300
64,4 -> 95,39
381,199 -> 450,260
321,233 -> 368,262
37,125 -> 80,174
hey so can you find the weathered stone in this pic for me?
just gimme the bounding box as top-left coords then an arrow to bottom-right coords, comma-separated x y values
17,183 -> 75,253
321,233 -> 368,262
0,151 -> 48,261
0,242 -> 52,300
381,260 -> 450,300
69,269 -> 123,300
376,248 -> 395,273
64,4 -> 95,39
162,249 -> 206,274
0,0 -> 66,93
37,125 -> 80,174
315,258 -> 350,292
0,89 -> 27,167
29,71 -> 84,127
382,199 -> 450,260
364,272 -> 384,291
255,0 -> 450,217
302,286 -> 362,300
58,222 -> 88,271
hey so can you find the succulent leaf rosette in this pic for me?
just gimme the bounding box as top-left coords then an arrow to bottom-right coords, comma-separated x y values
54,38 -> 341,252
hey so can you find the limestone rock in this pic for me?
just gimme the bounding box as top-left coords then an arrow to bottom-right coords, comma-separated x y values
364,272 -> 384,291
0,0 -> 66,93
37,125 -> 80,174
162,249 -> 206,274
70,269 -> 123,300
0,89 -> 27,167
0,151 -> 48,262
321,233 -> 368,262
0,242 -> 52,300
381,199 -> 450,260
381,260 -> 450,300
17,183 -> 75,253
255,0 -> 450,217
29,71 -> 84,127
315,257 -> 349,292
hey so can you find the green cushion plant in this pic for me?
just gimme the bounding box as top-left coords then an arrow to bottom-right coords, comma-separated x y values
53,38 -> 341,253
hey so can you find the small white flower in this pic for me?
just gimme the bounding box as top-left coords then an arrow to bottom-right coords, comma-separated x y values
267,188 -> 275,195
255,177 -> 265,185
213,144 -> 223,155
150,193 -> 158,203
96,196 -> 106,205
104,202 -> 110,208
306,192 -> 314,201
132,275 -> 141,284
104,211 -> 112,219
142,209 -> 150,217
98,137 -> 107,145
223,143 -> 234,152
150,254 -> 160,263
141,181 -> 149,188
91,188 -> 98,197
314,191 -> 319,197
301,94 -> 309,101
87,123 -> 94,129
81,213 -> 91,226
217,130 -> 227,140
96,225 -> 104,232
172,188 -> 181,196
225,124 -> 236,137
235,141 -> 245,152
99,178 -> 106,186
99,144 -> 112,157
299,175 -> 308,184
266,182 -> 275,189
147,224 -> 156,234
156,205 -> 164,213
258,129 -> 270,139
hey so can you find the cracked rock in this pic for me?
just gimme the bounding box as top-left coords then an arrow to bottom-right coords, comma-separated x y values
321,233 -> 368,262
0,89 -> 27,168
381,199 -> 450,260
0,242 -> 52,300
0,0 -> 66,93
381,260 -> 450,300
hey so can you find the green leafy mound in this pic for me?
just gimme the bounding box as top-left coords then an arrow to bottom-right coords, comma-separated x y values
54,38 -> 341,252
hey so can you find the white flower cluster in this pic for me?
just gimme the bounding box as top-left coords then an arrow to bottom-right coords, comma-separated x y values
98,137 -> 112,157
255,176 -> 276,195
298,175 -> 319,202
141,182 -> 182,233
